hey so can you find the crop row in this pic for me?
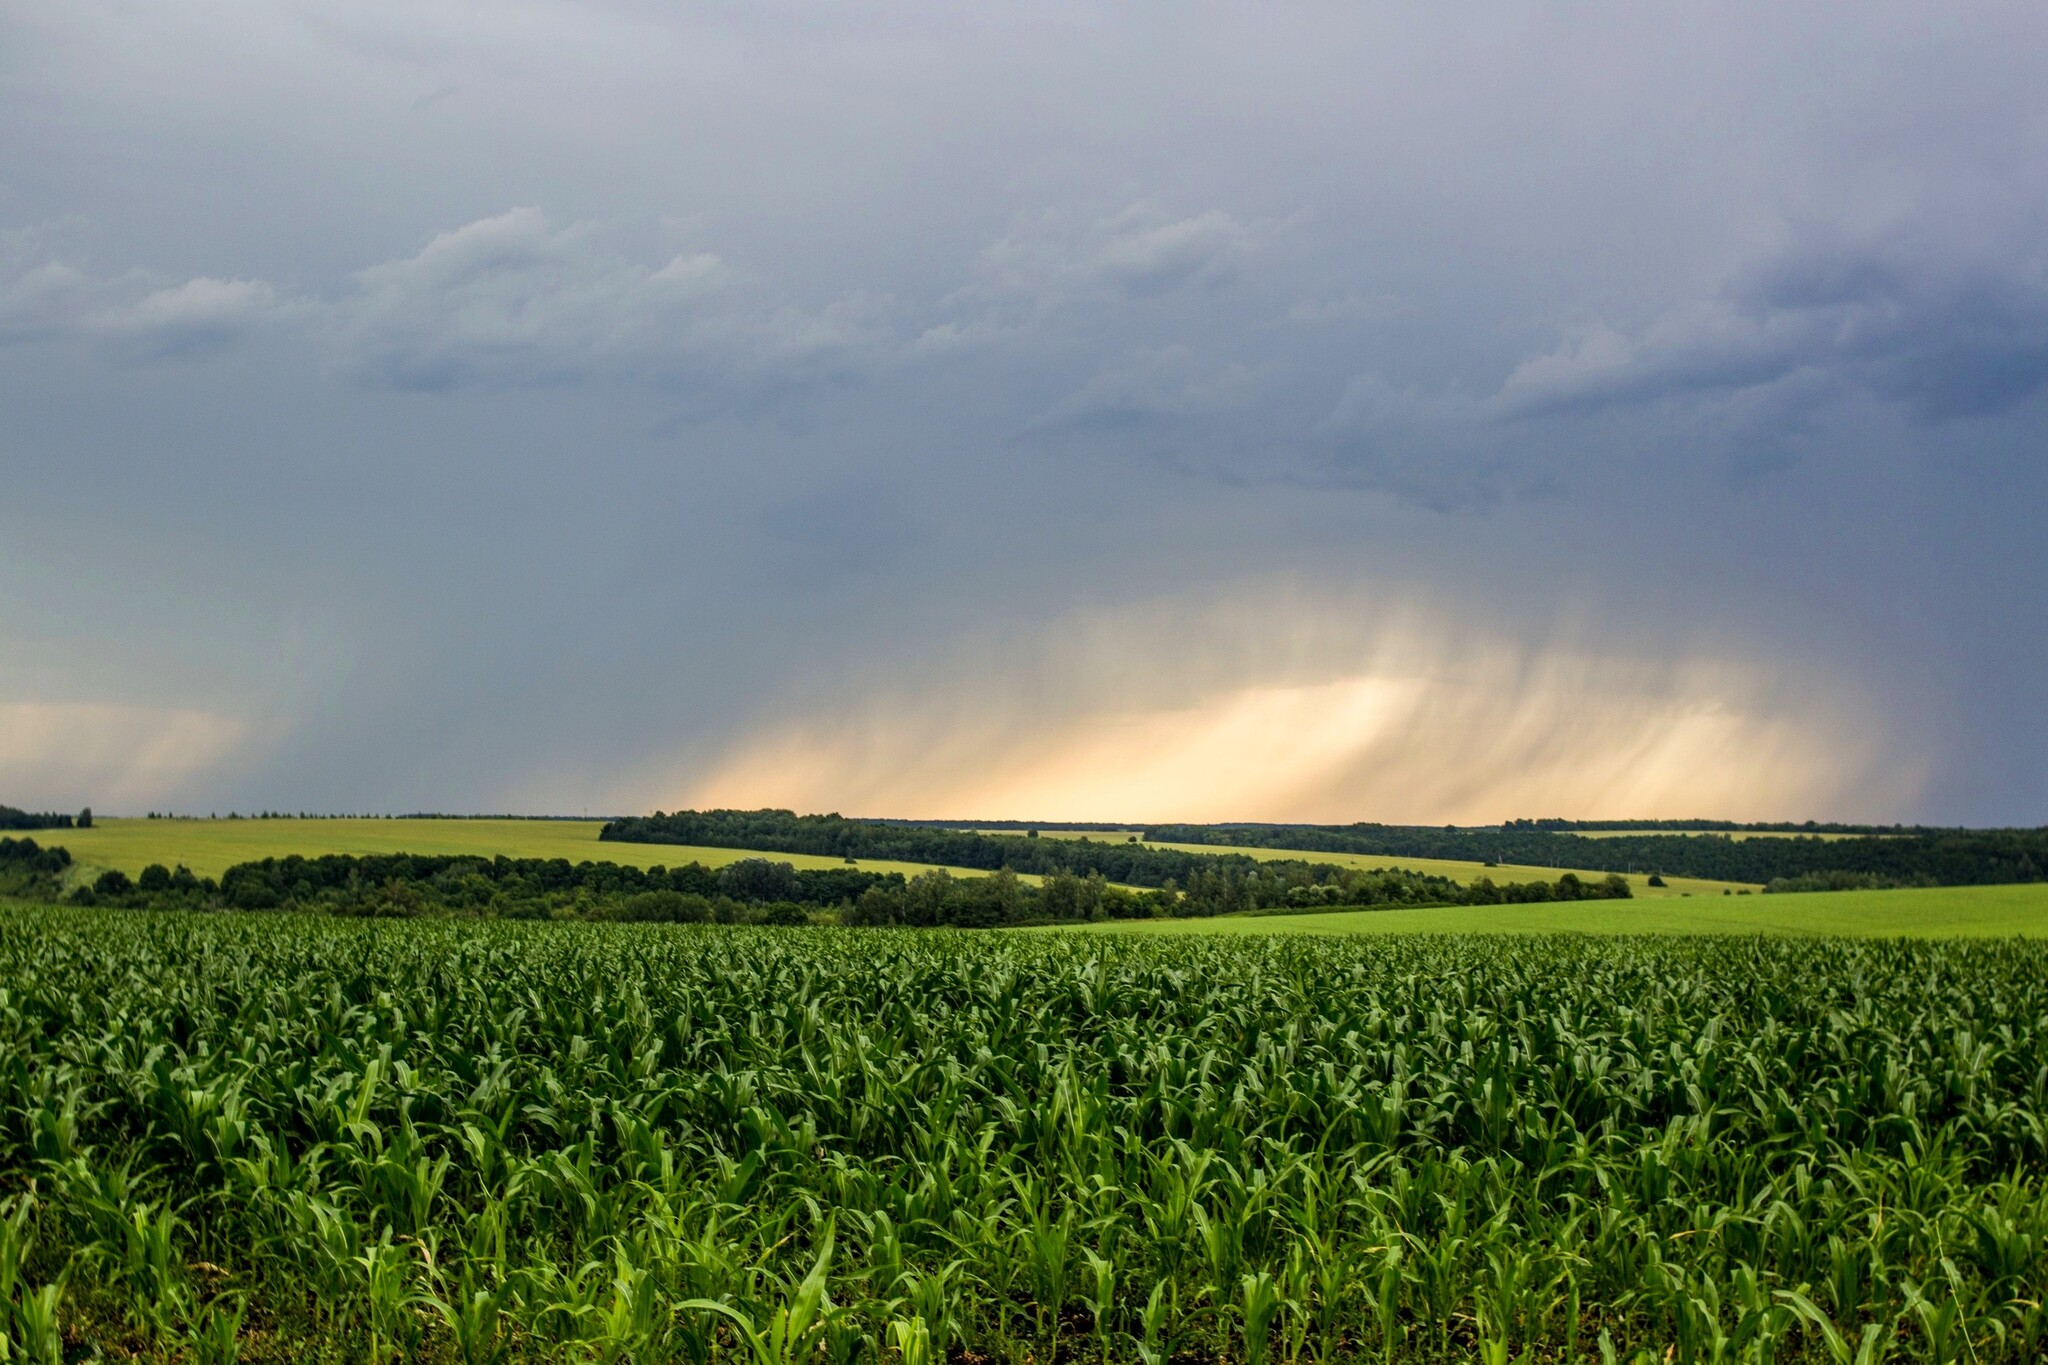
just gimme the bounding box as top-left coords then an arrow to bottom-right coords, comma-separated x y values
0,910 -> 2044,1361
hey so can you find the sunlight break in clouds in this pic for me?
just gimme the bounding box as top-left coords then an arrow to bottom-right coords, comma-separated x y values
675,591 -> 1918,825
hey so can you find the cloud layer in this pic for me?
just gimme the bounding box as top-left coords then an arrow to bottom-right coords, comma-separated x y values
1,1 -> 2043,821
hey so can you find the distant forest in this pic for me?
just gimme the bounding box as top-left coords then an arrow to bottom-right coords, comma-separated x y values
1499,817 -> 1931,834
0,804 -> 83,831
604,808 -> 2046,889
1141,823 -> 2048,886
32,845 -> 1625,926
604,808 -> 1314,887
601,809 -> 1626,908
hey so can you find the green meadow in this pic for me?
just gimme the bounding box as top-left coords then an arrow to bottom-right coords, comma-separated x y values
1047,880 -> 2048,936
30,817 -> 1009,884
42,818 -> 1755,898
971,827 -> 1754,897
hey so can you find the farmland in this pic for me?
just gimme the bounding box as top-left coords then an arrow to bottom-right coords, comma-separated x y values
1052,880 -> 2048,936
31,818 -> 1010,885
970,830 -> 1750,897
1133,839 -> 1751,898
1569,830 -> 1890,843
2,910 -> 2046,1362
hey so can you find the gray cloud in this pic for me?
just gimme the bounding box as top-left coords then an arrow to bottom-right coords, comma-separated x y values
0,240 -> 282,358
1037,345 -> 1268,431
327,208 -> 899,393
99,277 -> 282,360
935,204 -> 1254,343
1494,224 -> 2048,426
3,0 -> 2046,822
2,207 -> 897,394
335,208 -> 742,389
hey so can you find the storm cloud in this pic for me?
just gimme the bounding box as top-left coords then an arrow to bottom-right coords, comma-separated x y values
2,1 -> 2044,823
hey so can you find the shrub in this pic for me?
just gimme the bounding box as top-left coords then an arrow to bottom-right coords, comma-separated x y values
610,890 -> 711,923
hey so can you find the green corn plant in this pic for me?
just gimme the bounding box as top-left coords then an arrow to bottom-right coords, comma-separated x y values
0,1196 -> 61,1365
426,1273 -> 512,1365
180,1293 -> 246,1365
1596,1328 -> 1660,1365
1373,1244 -> 1404,1365
6,1282 -> 64,1365
1901,1278 -> 1965,1365
1017,1195 -> 1074,1349
886,1314 -> 933,1365
1134,1279 -> 1173,1365
356,1232 -> 425,1364
0,1195 -> 34,1312
1777,1287 -> 1891,1365
123,1201 -> 188,1336
1276,1240 -> 1313,1365
682,1220 -> 837,1365
898,1259 -> 965,1364
586,1243 -> 663,1364
1236,1270 -> 1284,1365
1080,1246 -> 1115,1364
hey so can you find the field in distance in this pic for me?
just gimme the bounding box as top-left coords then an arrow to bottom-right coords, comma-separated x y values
968,827 -> 1754,897
48,818 -> 1755,897
35,817 -> 1014,884
1569,828 -> 1893,841
1045,881 -> 2048,937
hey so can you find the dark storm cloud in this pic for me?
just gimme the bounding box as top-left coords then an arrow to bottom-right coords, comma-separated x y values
2,1 -> 2046,821
1493,229 -> 2048,426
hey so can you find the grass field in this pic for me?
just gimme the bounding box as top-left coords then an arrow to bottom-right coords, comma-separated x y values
967,828 -> 1753,897
32,817 -> 1015,884
1048,880 -> 2048,936
1142,838 -> 1754,896
39,819 -> 1752,898
1571,828 -> 1891,841
2,911 -> 2044,1362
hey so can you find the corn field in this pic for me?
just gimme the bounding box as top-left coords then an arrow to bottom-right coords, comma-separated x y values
1,910 -> 2045,1363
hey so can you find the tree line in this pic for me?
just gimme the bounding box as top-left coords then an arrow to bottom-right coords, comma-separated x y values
66,852 -> 896,923
28,846 -> 1625,926
1501,817 -> 1928,834
847,863 -> 1628,925
601,808 -> 1339,888
0,804 -> 87,831
603,806 -> 2048,890
1141,822 -> 2048,886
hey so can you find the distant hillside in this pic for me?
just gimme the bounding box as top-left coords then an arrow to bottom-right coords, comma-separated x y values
1501,817 -> 1934,834
1141,823 -> 2048,886
601,808 -> 2046,889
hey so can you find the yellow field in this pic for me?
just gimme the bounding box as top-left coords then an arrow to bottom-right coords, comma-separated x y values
1045,882 -> 2048,937
963,829 -> 1753,897
31,818 -> 1014,885
36,818 -> 1755,898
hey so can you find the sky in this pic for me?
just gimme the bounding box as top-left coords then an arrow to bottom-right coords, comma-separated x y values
3,1 -> 2045,825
